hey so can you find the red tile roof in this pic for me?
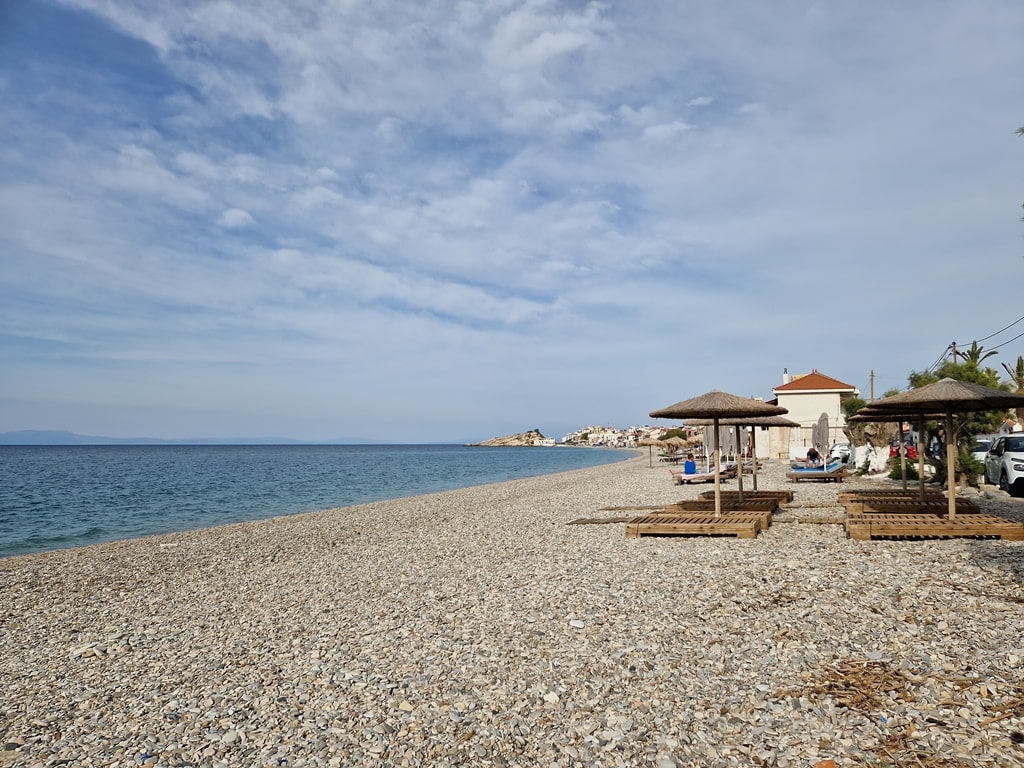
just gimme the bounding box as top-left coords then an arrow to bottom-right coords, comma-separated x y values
773,370 -> 858,393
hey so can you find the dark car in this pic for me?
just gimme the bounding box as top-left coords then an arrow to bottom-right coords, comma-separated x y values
889,438 -> 918,460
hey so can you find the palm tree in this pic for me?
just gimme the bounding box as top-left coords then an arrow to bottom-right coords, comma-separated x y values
964,341 -> 997,365
1003,355 -> 1024,424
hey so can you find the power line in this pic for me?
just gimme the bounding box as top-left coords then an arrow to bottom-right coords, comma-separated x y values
988,327 -> 1024,352
973,313 -> 1024,344
925,345 -> 950,373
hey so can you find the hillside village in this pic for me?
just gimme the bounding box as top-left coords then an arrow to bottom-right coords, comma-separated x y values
562,370 -> 862,460
482,367 -> 1023,459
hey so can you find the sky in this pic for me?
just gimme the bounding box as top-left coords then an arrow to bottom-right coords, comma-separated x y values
1,0 -> 1023,443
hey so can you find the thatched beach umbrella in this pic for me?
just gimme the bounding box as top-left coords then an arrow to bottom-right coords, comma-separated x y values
638,437 -> 665,468
866,378 -> 1024,518
650,391 -> 787,516
849,407 -> 944,497
689,414 -> 801,492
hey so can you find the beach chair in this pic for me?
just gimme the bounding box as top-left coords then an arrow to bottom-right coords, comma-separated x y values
668,467 -> 723,485
786,462 -> 848,482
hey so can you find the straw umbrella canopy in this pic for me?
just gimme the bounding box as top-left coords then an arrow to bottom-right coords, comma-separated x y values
848,407 -> 944,497
638,437 -> 665,468
865,378 -> 1024,518
686,414 -> 800,492
650,391 -> 787,516
665,436 -> 688,452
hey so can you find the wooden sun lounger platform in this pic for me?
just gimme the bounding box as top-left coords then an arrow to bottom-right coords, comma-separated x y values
844,498 -> 980,515
626,513 -> 764,539
846,513 -> 1024,541
670,498 -> 778,511
664,500 -> 775,529
700,489 -> 794,503
786,468 -> 848,483
838,489 -> 944,503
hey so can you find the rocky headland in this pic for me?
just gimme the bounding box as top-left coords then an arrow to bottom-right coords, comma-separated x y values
467,429 -> 547,446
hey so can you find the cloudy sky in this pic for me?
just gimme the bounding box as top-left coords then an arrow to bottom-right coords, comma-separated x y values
1,0 -> 1022,443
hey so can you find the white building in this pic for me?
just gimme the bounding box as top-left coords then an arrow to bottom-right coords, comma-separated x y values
772,369 -> 860,459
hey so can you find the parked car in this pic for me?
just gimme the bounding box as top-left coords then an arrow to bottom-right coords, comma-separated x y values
970,434 -> 999,464
889,438 -> 918,460
983,434 -> 1024,496
829,443 -> 851,462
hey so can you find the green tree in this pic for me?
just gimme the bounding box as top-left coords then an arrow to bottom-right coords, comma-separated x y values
841,396 -> 866,419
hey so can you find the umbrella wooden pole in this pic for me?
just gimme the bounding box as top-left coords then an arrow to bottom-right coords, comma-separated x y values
946,412 -> 956,520
898,422 -> 908,491
917,415 -> 926,502
750,427 -> 759,491
735,426 -> 745,502
713,418 -> 722,518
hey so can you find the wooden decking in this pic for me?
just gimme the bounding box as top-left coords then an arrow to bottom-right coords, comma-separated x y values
846,513 -> 1024,541
835,489 -> 1021,539
699,489 -> 794,503
625,496 -> 779,539
838,489 -> 945,503
843,498 -> 980,515
625,513 -> 765,539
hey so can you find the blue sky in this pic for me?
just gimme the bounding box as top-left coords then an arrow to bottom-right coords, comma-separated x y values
1,0 -> 1023,443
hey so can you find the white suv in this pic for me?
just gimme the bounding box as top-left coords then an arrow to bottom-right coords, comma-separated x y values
983,434 -> 1024,496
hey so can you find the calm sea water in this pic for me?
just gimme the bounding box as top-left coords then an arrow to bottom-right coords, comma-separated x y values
0,445 -> 629,558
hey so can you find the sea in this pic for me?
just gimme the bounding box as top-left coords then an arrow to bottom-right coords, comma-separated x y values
0,444 -> 631,558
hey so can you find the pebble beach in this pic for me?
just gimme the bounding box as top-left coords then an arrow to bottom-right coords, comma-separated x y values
3,455 -> 1024,768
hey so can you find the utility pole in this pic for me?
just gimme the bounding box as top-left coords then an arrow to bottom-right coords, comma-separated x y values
869,369 -> 875,402
950,341 -> 959,363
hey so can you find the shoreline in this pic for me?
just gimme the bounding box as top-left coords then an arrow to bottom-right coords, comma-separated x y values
0,445 -> 636,560
3,457 -> 1024,766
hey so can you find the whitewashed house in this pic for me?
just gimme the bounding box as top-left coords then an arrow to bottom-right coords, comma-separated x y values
772,369 -> 860,459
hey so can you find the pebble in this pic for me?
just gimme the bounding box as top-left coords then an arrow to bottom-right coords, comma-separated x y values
2,456 -> 1024,766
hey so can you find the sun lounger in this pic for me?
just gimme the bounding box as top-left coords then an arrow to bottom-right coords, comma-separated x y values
668,465 -> 730,484
669,468 -> 717,485
786,464 -> 848,482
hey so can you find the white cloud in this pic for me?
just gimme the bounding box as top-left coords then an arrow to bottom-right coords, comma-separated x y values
642,120 -> 691,141
216,208 -> 256,229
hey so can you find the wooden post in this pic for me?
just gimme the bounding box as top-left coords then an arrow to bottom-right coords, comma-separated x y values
917,415 -> 927,502
735,426 -> 745,502
898,422 -> 908,491
946,412 -> 956,520
713,418 -> 722,518
750,426 -> 759,491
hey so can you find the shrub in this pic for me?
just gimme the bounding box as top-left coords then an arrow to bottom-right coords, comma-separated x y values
888,459 -> 919,481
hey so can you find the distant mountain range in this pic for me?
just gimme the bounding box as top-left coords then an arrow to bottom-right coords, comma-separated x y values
0,430 -> 388,446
